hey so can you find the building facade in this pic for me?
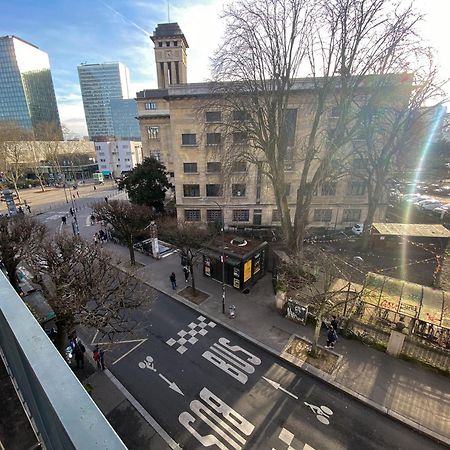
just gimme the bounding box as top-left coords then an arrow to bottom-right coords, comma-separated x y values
136,23 -> 390,230
110,98 -> 141,140
77,62 -> 131,140
95,140 -> 143,178
0,35 -> 62,139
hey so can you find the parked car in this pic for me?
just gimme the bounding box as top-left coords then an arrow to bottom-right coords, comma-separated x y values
414,199 -> 435,207
422,202 -> 443,211
433,205 -> 450,216
351,223 -> 364,236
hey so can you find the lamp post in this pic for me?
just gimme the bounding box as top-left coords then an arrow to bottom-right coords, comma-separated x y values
213,200 -> 226,314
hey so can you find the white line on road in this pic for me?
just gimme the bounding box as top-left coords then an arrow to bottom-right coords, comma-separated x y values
262,376 -> 299,400
158,373 -> 184,396
112,339 -> 147,365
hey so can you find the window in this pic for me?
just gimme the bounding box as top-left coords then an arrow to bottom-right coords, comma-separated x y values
232,110 -> 250,122
183,162 -> 198,173
232,184 -> 246,197
207,162 -> 221,173
147,126 -> 159,139
166,41 -> 170,46
206,184 -> 223,197
174,41 -> 178,47
151,151 -> 161,161
206,133 -> 221,145
158,42 -> 163,47
183,184 -> 200,197
184,210 -> 201,221
207,209 -> 222,223
233,132 -> 247,144
330,106 -> 340,118
342,209 -> 361,222
205,111 -> 222,122
313,209 -> 332,222
272,209 -> 282,222
233,210 -> 250,222
347,181 -> 366,196
321,182 -> 336,196
182,134 -> 197,145
232,161 -> 246,172
145,102 -> 157,110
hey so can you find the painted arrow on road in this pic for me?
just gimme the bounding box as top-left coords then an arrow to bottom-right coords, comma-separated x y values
262,376 -> 299,400
159,373 -> 185,396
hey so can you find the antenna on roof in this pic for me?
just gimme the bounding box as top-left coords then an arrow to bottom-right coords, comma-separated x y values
167,0 -> 170,22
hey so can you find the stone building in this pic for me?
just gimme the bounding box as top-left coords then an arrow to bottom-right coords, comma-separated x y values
136,23 -> 392,230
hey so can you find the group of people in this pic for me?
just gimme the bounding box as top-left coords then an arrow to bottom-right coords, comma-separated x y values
325,315 -> 339,349
67,335 -> 105,371
169,266 -> 190,290
93,229 -> 108,246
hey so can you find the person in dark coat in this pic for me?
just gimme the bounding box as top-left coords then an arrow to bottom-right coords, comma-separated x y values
170,272 -> 177,290
183,266 -> 190,282
331,315 -> 339,331
326,326 -> 337,348
74,341 -> 85,369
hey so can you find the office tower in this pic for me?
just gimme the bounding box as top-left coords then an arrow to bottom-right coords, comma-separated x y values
77,62 -> 131,140
110,98 -> 140,141
0,35 -> 62,139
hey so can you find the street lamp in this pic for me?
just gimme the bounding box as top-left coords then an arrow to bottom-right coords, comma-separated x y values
212,200 -> 226,314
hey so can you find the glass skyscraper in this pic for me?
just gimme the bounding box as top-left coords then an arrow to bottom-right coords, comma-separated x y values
77,62 -> 131,140
0,35 -> 62,139
110,98 -> 141,140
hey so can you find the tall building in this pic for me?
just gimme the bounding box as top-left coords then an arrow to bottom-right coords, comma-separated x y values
110,98 -> 141,140
136,23 -> 401,229
0,35 -> 62,139
77,62 -> 131,140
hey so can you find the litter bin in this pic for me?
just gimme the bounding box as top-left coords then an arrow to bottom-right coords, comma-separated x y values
229,305 -> 236,319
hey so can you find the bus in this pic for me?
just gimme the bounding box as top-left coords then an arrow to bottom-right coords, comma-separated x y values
93,172 -> 104,184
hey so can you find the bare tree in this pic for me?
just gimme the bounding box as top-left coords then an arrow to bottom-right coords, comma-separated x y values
33,233 -> 155,351
24,140 -> 47,192
0,123 -> 34,202
93,200 -> 153,265
209,0 -> 425,253
157,216 -> 218,296
0,215 -> 47,291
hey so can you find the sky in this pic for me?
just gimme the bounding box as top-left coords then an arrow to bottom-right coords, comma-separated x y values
0,0 -> 448,137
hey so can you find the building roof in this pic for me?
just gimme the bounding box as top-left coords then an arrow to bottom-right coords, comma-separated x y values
151,23 -> 189,48
372,223 -> 450,238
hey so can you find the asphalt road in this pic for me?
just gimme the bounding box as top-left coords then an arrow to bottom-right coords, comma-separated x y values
79,293 -> 442,450
36,198 -> 445,450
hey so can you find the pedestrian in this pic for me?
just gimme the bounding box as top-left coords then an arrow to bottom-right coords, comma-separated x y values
93,185 -> 97,191
74,340 -> 86,369
61,215 -> 67,225
183,266 -> 190,282
18,206 -> 24,214
26,204 -> 31,214
69,207 -> 74,216
76,191 -> 80,198
104,196 -> 108,203
99,348 -> 105,370
93,233 -> 99,246
93,346 -> 101,370
170,272 -> 177,290
331,315 -> 339,331
90,214 -> 96,225
325,326 -> 337,348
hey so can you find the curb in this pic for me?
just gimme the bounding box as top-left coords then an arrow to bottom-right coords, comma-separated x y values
143,279 -> 450,447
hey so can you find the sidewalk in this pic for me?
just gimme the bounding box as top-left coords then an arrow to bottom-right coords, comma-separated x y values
105,240 -> 450,445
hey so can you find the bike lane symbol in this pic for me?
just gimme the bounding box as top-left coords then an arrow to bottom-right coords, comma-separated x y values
304,402 -> 333,425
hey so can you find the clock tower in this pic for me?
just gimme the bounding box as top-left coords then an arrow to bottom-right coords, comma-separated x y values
151,23 -> 188,89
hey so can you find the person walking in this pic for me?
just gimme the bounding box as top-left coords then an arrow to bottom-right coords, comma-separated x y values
26,204 -> 31,214
76,191 -> 80,198
325,326 -> 337,349
104,196 -> 108,203
170,272 -> 177,290
61,215 -> 67,225
99,348 -> 105,370
93,346 -> 101,370
69,207 -> 74,217
183,266 -> 190,282
331,315 -> 339,331
93,185 -> 97,191
74,341 -> 86,369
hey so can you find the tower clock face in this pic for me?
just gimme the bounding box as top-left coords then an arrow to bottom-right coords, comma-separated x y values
166,50 -> 172,58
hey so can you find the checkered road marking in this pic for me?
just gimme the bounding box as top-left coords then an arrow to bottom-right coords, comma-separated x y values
272,427 -> 316,450
166,315 -> 216,354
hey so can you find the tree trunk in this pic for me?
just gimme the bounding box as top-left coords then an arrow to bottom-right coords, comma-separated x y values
310,309 -> 324,358
360,201 -> 378,251
13,181 -> 21,204
190,259 -> 196,296
128,238 -> 135,266
54,318 -> 69,354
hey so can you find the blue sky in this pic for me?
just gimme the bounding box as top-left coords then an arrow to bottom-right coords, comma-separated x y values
0,0 -> 225,135
1,0 -> 448,136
